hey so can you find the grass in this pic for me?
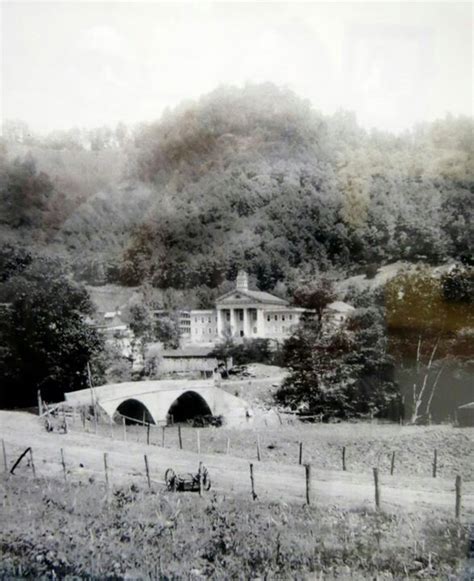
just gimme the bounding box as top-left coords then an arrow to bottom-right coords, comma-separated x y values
0,475 -> 470,580
91,420 -> 474,480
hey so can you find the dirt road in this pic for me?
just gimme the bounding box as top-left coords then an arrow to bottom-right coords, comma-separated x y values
1,411 -> 472,519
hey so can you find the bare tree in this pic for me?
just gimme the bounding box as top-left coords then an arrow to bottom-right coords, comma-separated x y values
410,336 -> 445,424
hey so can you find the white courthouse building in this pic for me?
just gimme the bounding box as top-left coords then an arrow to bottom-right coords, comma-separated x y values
188,271 -> 305,344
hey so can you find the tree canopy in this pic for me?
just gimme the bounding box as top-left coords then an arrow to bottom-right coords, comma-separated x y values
0,84 -> 472,295
0,246 -> 104,408
275,307 -> 399,420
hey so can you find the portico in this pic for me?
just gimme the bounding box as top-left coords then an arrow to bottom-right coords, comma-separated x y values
212,271 -> 304,342
188,271 -> 305,344
216,305 -> 266,339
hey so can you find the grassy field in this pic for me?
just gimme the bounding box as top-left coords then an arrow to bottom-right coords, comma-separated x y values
97,420 -> 474,481
0,475 -> 470,580
1,410 -> 473,579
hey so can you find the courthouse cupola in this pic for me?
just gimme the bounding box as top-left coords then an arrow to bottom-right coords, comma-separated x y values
236,270 -> 249,291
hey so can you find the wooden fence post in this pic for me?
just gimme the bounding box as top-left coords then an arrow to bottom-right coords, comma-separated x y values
305,463 -> 312,505
373,467 -> 381,510
256,434 -> 261,462
455,475 -> 462,520
390,451 -> 396,476
178,426 -> 183,450
63,409 -> 68,434
342,446 -> 347,471
299,442 -> 303,465
29,448 -> 36,479
37,390 -> 43,416
196,430 -> 201,455
147,423 -> 151,446
2,439 -> 7,473
162,426 -> 165,447
198,461 -> 203,497
144,455 -> 151,489
122,417 -> 127,442
103,452 -> 109,489
249,463 -> 257,500
60,448 -> 67,481
110,418 -> 114,440
432,449 -> 437,478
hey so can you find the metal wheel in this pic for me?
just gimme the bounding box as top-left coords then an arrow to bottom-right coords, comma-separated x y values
165,468 -> 177,491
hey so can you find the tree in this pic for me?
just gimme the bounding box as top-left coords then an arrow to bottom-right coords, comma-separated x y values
0,252 -> 104,408
293,278 -> 336,323
122,301 -> 155,341
442,266 -> 474,304
275,319 -> 354,418
154,315 -> 181,349
275,307 -> 398,420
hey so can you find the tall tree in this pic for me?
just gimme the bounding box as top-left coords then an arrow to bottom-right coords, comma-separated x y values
275,307 -> 398,420
0,250 -> 104,407
293,278 -> 336,323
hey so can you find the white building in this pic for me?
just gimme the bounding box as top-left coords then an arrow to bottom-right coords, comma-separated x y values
189,271 -> 305,344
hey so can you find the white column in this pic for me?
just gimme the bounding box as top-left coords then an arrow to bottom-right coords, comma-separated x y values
217,308 -> 223,338
230,308 -> 236,337
243,308 -> 249,338
256,309 -> 265,337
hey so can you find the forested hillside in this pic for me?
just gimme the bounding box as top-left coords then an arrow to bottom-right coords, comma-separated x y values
1,84 -> 472,296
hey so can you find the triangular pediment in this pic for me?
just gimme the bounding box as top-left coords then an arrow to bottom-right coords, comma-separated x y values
216,289 -> 289,306
216,290 -> 259,304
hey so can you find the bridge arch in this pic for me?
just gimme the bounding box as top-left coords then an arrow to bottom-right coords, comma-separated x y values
167,390 -> 213,423
116,399 -> 155,425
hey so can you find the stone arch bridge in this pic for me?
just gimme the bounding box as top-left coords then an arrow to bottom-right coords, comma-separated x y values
64,380 -> 250,425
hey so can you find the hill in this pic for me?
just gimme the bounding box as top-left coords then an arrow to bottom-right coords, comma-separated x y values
1,84 -> 472,295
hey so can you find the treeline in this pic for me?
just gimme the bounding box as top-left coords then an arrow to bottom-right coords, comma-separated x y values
1,84 -> 472,296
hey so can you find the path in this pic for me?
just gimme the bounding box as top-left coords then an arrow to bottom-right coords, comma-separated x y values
1,411 -> 472,519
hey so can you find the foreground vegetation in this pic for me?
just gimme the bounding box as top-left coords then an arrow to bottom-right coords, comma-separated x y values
0,475 -> 469,580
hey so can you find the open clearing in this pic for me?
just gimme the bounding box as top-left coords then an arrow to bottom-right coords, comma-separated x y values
1,410 -> 473,579
1,411 -> 472,518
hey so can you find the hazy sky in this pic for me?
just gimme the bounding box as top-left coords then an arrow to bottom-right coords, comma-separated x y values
1,1 -> 472,134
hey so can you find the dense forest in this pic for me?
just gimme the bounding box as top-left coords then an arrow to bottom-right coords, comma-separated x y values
0,83 -> 472,416
1,84 -> 472,302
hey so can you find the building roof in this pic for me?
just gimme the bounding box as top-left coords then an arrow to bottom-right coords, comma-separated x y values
104,311 -> 121,319
216,288 -> 289,306
161,346 -> 215,358
326,301 -> 355,313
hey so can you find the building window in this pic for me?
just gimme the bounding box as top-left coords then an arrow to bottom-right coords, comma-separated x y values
226,312 -> 230,322
282,315 -> 285,321
274,315 -> 278,321
209,328 -> 212,334
289,314 -> 293,320
239,311 -> 244,321
267,315 -> 270,322
253,327 -> 257,334
195,317 -> 198,323
240,330 -> 244,337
